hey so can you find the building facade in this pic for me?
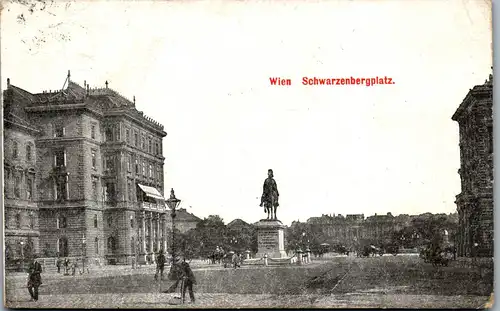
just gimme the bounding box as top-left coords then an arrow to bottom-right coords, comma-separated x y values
3,72 -> 168,265
452,74 -> 494,257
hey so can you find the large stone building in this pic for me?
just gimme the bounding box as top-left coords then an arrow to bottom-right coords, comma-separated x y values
452,73 -> 494,257
3,72 -> 168,265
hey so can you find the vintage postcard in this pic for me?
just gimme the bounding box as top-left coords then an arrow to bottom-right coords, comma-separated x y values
1,0 -> 494,309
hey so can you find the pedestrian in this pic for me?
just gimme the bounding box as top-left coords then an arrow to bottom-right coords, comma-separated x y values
155,249 -> 166,280
164,256 -> 183,294
56,256 -> 61,274
232,252 -> 239,269
63,258 -> 69,275
27,257 -> 42,302
180,258 -> 196,304
71,261 -> 77,276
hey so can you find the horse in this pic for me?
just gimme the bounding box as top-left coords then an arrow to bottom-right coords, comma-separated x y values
262,190 -> 279,220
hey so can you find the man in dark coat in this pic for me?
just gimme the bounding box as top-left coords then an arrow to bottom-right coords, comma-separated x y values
27,258 -> 42,301
155,249 -> 166,280
180,258 -> 196,303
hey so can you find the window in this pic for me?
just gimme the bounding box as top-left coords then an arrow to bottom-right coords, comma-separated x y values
130,215 -> 134,228
57,216 -> 67,228
115,125 -> 121,141
15,213 -> 21,228
104,182 -> 116,203
135,158 -> 139,174
26,177 -> 33,200
142,160 -> 146,176
94,214 -> 98,228
14,175 -> 21,198
104,154 -> 115,172
149,164 -> 153,177
134,131 -> 138,147
105,127 -> 113,141
26,144 -> 32,161
107,236 -> 116,251
127,179 -> 133,201
54,175 -> 68,201
126,129 -> 130,143
95,237 -> 99,254
54,149 -> 66,167
29,212 -> 34,229
107,215 -> 113,227
91,124 -> 96,139
141,136 -> 145,150
12,141 -> 18,159
131,237 -> 135,254
54,124 -> 65,138
91,149 -> 97,169
155,143 -> 159,155
92,177 -> 98,201
148,138 -> 152,153
127,154 -> 131,172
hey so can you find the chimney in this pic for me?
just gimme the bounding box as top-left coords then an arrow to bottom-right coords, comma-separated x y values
7,78 -> 10,88
133,96 -> 136,105
105,80 -> 108,89
67,70 -> 71,81
84,80 -> 86,88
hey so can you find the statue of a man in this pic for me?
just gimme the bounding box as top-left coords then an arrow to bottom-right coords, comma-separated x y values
260,169 -> 279,220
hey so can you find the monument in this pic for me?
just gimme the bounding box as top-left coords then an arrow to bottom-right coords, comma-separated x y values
255,169 -> 287,258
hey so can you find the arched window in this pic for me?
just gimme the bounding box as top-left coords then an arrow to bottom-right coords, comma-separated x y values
26,144 -> 32,161
12,141 -> 18,159
94,237 -> 99,254
94,214 -> 98,228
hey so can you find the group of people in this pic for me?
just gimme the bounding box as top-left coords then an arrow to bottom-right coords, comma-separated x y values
55,257 -> 88,276
154,249 -> 197,304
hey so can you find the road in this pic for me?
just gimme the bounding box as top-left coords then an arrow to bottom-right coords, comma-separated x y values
5,255 -> 493,308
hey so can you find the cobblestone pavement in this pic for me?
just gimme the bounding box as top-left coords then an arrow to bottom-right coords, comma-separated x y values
5,291 -> 490,309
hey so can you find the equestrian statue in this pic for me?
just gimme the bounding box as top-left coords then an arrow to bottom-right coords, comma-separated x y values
259,169 -> 280,220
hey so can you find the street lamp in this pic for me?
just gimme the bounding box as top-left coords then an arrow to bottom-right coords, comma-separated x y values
166,188 -> 181,261
20,241 -> 24,272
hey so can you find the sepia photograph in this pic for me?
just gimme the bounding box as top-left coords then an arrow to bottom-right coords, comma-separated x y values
1,0 -> 494,308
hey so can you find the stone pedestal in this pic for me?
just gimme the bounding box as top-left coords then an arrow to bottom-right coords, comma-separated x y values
255,219 -> 287,258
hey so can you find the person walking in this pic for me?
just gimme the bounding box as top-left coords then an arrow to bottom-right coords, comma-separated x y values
27,257 -> 42,302
155,249 -> 166,280
180,258 -> 196,304
63,258 -> 70,275
232,252 -> 239,269
56,256 -> 61,274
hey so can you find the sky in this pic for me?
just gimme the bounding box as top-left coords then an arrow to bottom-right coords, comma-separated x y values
1,0 -> 492,226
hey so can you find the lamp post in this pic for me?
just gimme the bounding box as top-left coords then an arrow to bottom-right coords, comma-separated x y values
20,241 -> 25,272
166,188 -> 181,261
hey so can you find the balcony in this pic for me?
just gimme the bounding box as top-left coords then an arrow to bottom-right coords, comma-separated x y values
140,201 -> 164,210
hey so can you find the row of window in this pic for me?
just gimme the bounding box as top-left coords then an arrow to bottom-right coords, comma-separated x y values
105,124 -> 162,156
5,170 -> 34,201
6,211 -> 35,229
9,141 -> 33,161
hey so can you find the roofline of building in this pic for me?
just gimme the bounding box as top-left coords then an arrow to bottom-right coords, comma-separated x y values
452,85 -> 493,121
4,118 -> 41,135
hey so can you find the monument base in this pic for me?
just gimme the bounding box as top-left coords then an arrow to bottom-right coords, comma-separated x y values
255,219 -> 287,258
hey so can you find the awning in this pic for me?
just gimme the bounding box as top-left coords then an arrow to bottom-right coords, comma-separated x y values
137,184 -> 165,200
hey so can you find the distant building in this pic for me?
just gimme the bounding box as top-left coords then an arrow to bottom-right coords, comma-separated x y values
166,208 -> 201,234
3,72 -> 168,266
452,73 -> 493,257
